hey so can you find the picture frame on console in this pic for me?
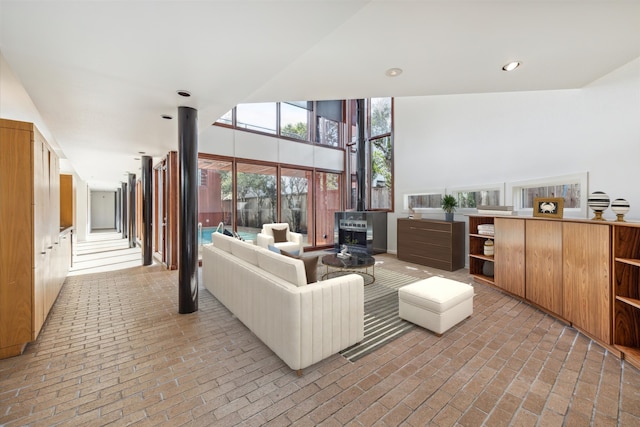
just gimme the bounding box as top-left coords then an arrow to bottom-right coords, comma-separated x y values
533,197 -> 564,218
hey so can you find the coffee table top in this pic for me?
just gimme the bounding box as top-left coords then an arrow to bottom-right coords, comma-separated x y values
322,253 -> 375,269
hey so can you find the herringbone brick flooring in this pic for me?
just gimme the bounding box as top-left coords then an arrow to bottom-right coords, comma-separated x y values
1,234 -> 639,426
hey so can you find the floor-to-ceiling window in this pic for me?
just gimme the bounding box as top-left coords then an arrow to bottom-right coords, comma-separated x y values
369,97 -> 393,210
281,167 -> 312,245
236,162 -> 277,240
315,171 -> 341,247
197,157 -> 233,245
343,98 -> 394,211
193,154 -> 341,251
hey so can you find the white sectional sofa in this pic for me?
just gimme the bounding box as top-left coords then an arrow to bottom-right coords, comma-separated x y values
202,232 -> 364,374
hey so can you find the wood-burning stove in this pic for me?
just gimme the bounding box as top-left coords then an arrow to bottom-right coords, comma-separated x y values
334,211 -> 387,254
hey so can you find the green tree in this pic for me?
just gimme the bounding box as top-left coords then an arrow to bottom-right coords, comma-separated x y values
281,122 -> 307,140
371,136 -> 392,189
371,98 -> 391,137
281,176 -> 307,232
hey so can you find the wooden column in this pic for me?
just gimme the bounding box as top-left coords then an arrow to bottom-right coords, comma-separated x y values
128,173 -> 136,248
141,155 -> 153,265
121,182 -> 128,239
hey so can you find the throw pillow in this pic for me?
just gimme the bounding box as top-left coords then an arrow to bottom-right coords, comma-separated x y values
267,244 -> 281,254
272,227 -> 288,243
281,250 -> 319,284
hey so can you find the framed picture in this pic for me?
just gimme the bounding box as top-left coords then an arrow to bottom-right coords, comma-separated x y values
533,197 -> 564,218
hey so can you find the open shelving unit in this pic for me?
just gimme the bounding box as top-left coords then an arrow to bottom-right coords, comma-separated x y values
468,216 -> 495,286
613,224 -> 640,369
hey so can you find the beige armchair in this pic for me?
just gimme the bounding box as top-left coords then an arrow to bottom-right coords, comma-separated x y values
257,223 -> 304,254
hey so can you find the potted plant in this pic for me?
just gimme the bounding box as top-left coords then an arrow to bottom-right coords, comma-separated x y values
441,194 -> 457,221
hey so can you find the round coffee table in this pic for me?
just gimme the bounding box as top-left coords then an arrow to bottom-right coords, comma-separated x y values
321,253 -> 376,285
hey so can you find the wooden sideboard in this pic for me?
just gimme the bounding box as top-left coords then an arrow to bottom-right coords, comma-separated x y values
469,214 -> 640,370
397,218 -> 465,271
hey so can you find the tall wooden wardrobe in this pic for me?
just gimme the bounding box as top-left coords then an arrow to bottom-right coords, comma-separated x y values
0,118 -> 70,359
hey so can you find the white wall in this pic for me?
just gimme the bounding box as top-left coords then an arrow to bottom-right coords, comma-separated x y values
90,191 -> 116,230
75,178 -> 89,241
199,125 -> 345,171
390,57 -> 640,253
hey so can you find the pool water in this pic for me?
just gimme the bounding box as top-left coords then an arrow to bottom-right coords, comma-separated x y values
199,227 -> 256,245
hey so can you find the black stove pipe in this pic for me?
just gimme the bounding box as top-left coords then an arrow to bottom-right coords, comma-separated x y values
356,99 -> 366,212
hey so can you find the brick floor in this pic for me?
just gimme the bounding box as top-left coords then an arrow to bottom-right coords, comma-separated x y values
1,240 -> 639,426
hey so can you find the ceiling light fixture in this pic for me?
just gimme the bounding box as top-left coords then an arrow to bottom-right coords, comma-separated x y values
385,68 -> 403,77
161,114 -> 173,120
502,61 -> 521,71
176,90 -> 191,97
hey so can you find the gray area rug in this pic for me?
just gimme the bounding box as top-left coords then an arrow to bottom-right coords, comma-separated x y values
337,267 -> 421,362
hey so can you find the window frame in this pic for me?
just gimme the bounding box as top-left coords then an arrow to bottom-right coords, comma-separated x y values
447,183 -> 505,211
402,189 -> 446,213
507,172 -> 588,218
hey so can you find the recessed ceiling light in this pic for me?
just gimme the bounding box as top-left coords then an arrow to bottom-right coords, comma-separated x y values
502,61 -> 521,71
161,114 -> 173,120
176,90 -> 191,97
385,68 -> 403,77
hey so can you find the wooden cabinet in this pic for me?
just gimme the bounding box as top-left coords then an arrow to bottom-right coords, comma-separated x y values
468,215 -> 625,364
612,224 -> 640,368
0,118 -> 69,359
0,120 -> 34,358
563,222 -> 611,343
526,220 -> 563,316
494,218 -> 525,298
397,218 -> 465,271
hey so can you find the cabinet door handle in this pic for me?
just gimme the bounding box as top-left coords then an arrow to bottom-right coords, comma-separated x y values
47,246 -> 53,249
41,251 -> 46,255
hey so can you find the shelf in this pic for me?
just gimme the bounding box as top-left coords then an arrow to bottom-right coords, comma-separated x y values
614,345 -> 640,366
470,233 -> 494,239
616,296 -> 640,310
615,257 -> 640,268
471,273 -> 495,286
470,253 -> 494,262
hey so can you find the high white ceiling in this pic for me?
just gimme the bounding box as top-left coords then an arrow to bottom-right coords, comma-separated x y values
1,0 -> 639,189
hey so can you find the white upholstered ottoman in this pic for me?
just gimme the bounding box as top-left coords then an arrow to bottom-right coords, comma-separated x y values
399,277 -> 474,336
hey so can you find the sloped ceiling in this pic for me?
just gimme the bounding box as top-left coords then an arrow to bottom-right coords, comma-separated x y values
1,0 -> 639,188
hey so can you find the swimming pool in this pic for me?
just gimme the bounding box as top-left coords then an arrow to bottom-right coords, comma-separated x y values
199,227 -> 257,245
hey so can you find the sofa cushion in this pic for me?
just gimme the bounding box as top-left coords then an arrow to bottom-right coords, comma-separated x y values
211,232 -> 233,252
274,241 -> 301,254
257,249 -> 307,286
229,239 -> 259,266
268,244 -> 281,254
272,227 -> 288,243
270,244 -> 300,256
281,251 -> 319,284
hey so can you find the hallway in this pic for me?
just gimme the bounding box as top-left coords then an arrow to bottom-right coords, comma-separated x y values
0,236 -> 639,426
68,232 -> 143,276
